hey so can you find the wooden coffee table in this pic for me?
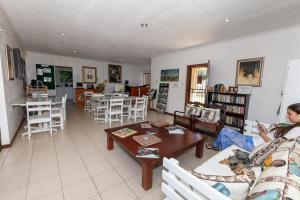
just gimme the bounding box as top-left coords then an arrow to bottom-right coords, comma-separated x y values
105,122 -> 207,190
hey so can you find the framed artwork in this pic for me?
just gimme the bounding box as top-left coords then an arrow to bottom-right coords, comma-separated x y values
5,44 -> 14,80
108,64 -> 122,83
235,57 -> 264,87
160,68 -> 179,82
82,66 -> 97,83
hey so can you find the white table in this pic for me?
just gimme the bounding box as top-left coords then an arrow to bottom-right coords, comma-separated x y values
11,97 -> 63,136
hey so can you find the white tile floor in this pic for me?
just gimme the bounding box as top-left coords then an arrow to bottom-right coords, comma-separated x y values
0,104 -> 216,200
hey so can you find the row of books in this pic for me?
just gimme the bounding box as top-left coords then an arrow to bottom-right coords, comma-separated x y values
225,116 -> 244,127
225,105 -> 245,114
212,94 -> 246,105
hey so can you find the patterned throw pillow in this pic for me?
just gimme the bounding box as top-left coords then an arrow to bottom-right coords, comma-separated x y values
185,104 -> 197,115
248,139 -> 300,200
250,137 -> 287,167
191,170 -> 251,200
200,109 -> 216,123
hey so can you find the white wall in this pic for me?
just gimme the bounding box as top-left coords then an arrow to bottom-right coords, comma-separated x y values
25,52 -> 144,96
0,10 -> 25,145
151,25 -> 300,123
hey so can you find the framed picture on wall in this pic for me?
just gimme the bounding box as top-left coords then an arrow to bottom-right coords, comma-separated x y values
235,57 -> 264,87
82,66 -> 97,83
160,69 -> 179,82
5,44 -> 15,80
108,64 -> 122,83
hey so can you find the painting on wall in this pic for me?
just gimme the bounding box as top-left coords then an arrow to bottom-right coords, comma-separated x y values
82,66 -> 97,83
235,57 -> 264,87
5,44 -> 15,80
108,64 -> 122,83
160,69 -> 179,82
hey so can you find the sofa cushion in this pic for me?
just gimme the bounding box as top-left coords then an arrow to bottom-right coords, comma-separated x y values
197,108 -> 220,123
249,137 -> 287,167
248,140 -> 300,200
185,104 -> 202,116
194,145 -> 261,200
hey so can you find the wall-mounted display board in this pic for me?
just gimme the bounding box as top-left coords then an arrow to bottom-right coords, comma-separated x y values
156,83 -> 169,113
36,64 -> 55,90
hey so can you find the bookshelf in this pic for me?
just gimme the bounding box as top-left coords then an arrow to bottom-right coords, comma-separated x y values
206,92 -> 250,132
156,83 -> 169,113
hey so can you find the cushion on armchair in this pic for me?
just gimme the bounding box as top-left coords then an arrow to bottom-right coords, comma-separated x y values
185,104 -> 202,116
197,108 -> 220,123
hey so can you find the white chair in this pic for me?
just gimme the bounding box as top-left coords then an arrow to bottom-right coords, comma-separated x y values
32,92 -> 48,98
128,97 -> 145,122
113,93 -> 123,97
63,94 -> 67,121
108,98 -> 124,127
52,96 -> 65,130
92,93 -> 104,116
25,101 -> 52,140
94,99 -> 109,123
84,91 -> 93,112
122,98 -> 132,118
143,95 -> 149,116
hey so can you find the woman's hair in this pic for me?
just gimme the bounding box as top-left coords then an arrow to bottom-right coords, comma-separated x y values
272,103 -> 300,138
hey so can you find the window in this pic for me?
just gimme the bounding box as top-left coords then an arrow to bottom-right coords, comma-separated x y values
186,63 -> 209,104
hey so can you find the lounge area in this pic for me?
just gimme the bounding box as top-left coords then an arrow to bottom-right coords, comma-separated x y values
1,1 -> 300,200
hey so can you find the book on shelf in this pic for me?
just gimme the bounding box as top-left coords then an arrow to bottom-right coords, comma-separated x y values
136,147 -> 160,158
133,134 -> 162,147
165,125 -> 185,134
141,123 -> 152,129
111,128 -> 137,138
151,121 -> 169,127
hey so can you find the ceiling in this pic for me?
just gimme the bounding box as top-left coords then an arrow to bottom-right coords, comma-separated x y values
1,0 -> 300,65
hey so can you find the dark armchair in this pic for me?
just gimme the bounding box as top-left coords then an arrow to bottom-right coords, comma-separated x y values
193,104 -> 226,137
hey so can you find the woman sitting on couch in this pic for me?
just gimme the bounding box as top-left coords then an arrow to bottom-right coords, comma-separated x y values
206,103 -> 300,152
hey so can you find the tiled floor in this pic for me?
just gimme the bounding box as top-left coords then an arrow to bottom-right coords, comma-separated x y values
0,104 -> 216,200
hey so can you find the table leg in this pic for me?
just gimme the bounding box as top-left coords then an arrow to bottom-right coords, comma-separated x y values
142,162 -> 153,190
195,140 -> 205,158
107,134 -> 114,150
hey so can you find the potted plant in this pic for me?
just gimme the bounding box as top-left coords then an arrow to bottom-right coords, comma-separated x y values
96,80 -> 107,92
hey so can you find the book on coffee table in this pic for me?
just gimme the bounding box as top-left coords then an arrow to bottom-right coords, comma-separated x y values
165,125 -> 185,134
112,128 -> 137,138
151,121 -> 169,127
141,123 -> 152,129
133,134 -> 162,147
136,147 -> 159,158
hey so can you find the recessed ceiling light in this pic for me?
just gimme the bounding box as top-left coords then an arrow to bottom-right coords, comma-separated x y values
140,23 -> 148,28
225,18 -> 230,23
56,33 -> 65,37
72,50 -> 79,54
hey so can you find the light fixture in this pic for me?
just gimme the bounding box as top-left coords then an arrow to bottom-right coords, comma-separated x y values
56,33 -> 65,37
72,50 -> 79,54
140,23 -> 148,28
225,18 -> 230,23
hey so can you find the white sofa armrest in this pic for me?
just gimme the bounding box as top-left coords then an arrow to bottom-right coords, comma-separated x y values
162,158 -> 231,200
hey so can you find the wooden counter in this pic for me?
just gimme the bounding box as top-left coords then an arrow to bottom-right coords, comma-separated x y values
75,88 -> 100,108
129,85 -> 150,97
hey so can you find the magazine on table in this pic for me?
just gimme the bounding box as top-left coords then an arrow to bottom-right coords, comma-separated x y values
141,123 -> 152,129
136,147 -> 160,158
165,125 -> 185,134
111,128 -> 137,138
151,121 -> 169,127
133,134 -> 162,146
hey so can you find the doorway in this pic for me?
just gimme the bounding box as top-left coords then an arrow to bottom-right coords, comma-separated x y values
185,62 -> 209,105
55,66 -> 73,100
143,73 -> 151,85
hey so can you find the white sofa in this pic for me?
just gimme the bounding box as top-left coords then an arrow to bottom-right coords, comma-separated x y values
162,145 -> 261,200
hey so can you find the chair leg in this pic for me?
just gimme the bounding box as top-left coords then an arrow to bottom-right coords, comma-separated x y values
28,124 -> 31,140
50,122 -> 53,136
60,116 -> 64,130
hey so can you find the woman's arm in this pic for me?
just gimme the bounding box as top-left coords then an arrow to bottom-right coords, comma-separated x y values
258,125 -> 272,142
